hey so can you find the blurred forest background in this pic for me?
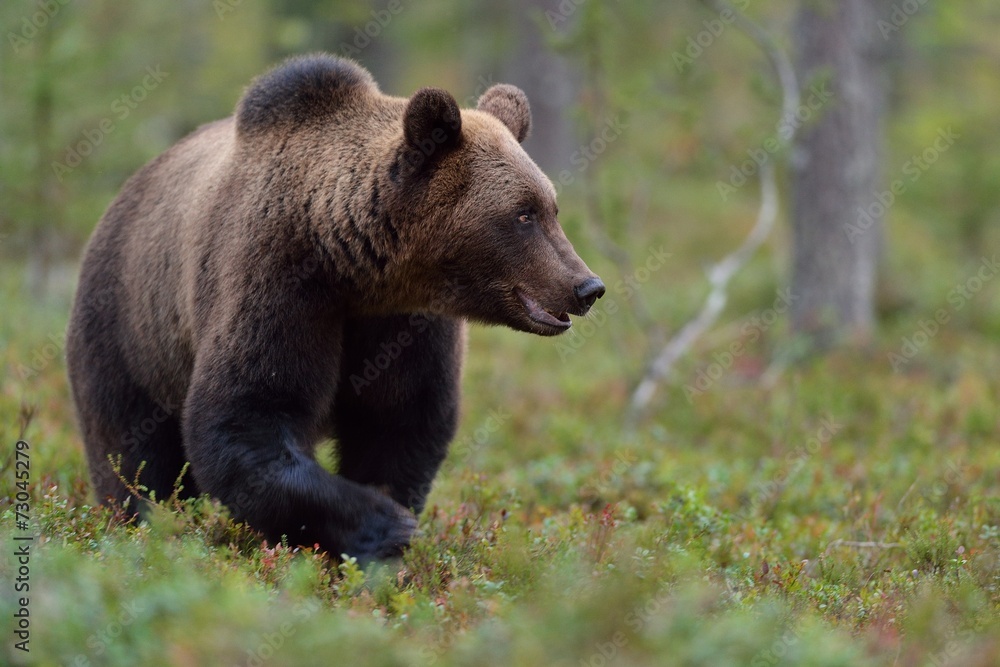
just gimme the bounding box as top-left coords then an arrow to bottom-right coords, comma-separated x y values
3,1 -> 1000,665
2,0 -> 999,363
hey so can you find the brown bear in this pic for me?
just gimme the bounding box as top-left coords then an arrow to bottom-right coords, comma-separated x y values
66,54 -> 604,560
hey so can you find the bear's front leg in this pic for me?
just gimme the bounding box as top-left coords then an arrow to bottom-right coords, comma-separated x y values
181,318 -> 417,560
334,314 -> 464,515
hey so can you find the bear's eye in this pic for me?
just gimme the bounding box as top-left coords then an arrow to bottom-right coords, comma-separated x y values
517,212 -> 535,225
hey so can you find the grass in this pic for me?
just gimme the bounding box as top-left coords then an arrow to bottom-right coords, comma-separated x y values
2,213 -> 999,666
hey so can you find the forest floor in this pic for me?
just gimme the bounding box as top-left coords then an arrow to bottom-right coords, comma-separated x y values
2,240 -> 999,666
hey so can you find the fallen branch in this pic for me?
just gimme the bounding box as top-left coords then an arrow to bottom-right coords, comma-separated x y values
822,539 -> 904,558
625,1 -> 800,429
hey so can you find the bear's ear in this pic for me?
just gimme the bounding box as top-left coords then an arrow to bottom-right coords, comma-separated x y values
402,87 -> 462,174
477,84 -> 531,143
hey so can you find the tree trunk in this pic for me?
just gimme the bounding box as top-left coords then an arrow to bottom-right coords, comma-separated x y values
505,0 -> 577,174
790,0 -> 890,345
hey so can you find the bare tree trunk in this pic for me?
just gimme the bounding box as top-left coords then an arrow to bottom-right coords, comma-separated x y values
790,0 -> 890,345
505,0 -> 577,174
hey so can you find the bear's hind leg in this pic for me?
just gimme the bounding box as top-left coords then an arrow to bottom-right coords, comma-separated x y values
68,339 -> 195,509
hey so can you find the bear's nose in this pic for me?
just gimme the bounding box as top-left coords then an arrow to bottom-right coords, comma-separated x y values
574,277 -> 606,312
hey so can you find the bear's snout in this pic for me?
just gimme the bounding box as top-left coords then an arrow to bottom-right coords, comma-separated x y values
573,277 -> 605,314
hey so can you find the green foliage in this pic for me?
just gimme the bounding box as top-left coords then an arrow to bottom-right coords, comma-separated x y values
3,249 -> 1000,663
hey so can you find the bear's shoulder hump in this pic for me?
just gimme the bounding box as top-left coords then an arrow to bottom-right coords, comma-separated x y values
236,54 -> 376,135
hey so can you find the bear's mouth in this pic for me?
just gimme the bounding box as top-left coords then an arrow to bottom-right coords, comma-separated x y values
515,289 -> 571,331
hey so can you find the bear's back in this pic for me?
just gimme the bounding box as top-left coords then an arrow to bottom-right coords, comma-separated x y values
73,117 -> 238,402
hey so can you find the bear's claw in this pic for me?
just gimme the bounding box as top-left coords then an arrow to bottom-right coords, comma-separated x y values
342,491 -> 419,561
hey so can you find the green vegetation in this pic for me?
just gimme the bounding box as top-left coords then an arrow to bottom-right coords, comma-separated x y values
2,1 -> 999,665
3,240 -> 1000,664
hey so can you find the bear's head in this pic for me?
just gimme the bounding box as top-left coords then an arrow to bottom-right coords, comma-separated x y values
394,84 -> 605,336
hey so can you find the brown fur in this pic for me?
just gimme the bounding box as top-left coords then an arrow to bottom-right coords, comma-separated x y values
66,54 -> 603,560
